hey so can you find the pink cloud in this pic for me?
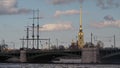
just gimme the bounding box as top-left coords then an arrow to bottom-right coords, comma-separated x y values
40,22 -> 73,31
48,0 -> 82,5
54,10 -> 79,17
91,20 -> 120,28
0,0 -> 31,15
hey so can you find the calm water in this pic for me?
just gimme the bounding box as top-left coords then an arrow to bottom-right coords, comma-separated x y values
0,63 -> 120,68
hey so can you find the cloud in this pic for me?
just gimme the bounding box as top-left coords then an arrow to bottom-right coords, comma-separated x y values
54,9 -> 89,17
47,0 -> 84,5
0,0 -> 31,15
54,10 -> 80,17
96,0 -> 120,9
48,0 -> 120,9
40,22 -> 73,31
91,15 -> 120,28
104,15 -> 115,21
91,20 -> 120,28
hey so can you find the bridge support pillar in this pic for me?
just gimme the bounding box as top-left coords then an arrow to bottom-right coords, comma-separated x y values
81,47 -> 100,63
20,50 -> 27,62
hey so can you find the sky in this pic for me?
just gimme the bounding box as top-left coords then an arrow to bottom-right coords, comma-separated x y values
0,0 -> 120,49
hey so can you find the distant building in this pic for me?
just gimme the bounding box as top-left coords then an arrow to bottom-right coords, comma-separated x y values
69,40 -> 78,49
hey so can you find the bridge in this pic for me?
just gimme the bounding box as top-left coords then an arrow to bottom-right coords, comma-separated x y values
0,49 -> 82,63
27,49 -> 81,63
1,47 -> 120,63
99,48 -> 120,63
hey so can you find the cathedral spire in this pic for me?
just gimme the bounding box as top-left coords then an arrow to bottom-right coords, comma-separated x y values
78,4 -> 84,49
80,5 -> 82,28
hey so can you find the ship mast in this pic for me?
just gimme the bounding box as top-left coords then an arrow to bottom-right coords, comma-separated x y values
32,10 -> 35,49
37,9 -> 39,49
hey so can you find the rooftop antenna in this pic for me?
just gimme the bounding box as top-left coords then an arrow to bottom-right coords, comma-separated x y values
91,32 -> 93,44
114,35 -> 116,48
22,37 -> 25,49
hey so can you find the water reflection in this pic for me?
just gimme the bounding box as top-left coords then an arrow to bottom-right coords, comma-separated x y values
0,63 -> 120,68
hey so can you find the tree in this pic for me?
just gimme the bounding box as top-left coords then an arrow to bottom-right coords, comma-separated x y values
0,40 -> 8,52
96,41 -> 104,48
51,45 -> 57,50
59,45 -> 65,50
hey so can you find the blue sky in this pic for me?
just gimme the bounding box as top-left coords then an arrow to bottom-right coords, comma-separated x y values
0,0 -> 120,49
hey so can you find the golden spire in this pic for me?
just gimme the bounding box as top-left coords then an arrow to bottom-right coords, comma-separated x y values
80,5 -> 82,28
78,4 -> 84,49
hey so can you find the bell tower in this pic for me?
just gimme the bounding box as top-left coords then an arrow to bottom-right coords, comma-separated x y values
78,5 -> 84,48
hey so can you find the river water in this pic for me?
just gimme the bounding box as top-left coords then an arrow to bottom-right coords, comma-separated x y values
0,63 -> 120,68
